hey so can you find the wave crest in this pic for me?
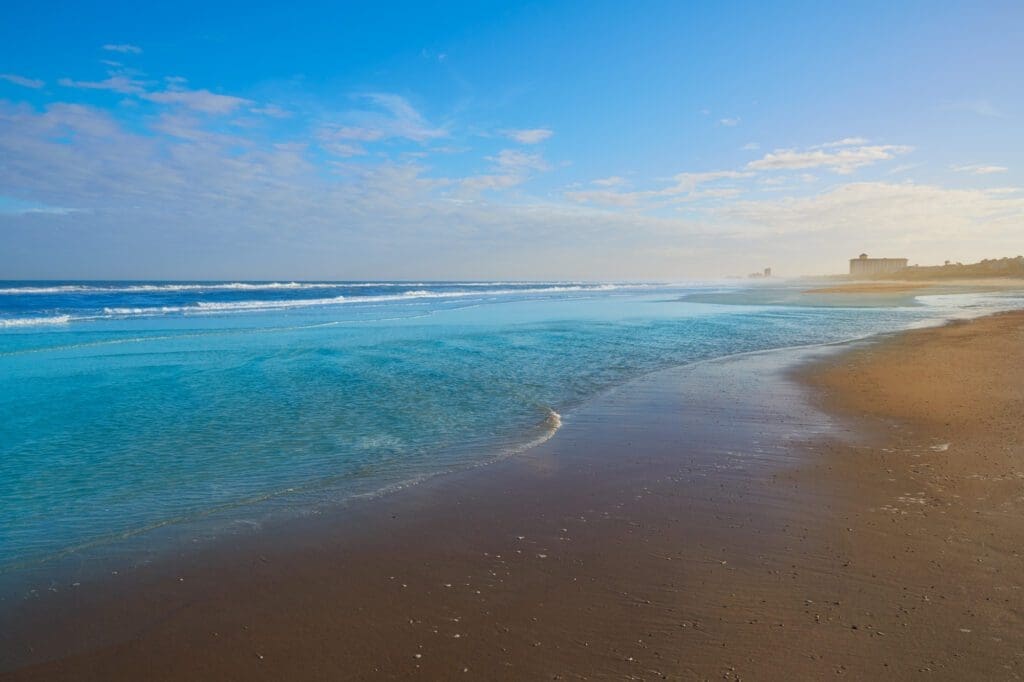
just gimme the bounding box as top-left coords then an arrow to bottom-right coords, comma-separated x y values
0,315 -> 73,328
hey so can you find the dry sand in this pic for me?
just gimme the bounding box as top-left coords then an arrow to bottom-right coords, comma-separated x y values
2,312 -> 1022,680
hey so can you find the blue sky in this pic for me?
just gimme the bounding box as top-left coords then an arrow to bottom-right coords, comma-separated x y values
1,0 -> 1022,279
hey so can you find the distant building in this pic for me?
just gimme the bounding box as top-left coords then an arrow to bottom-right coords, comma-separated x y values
763,267 -> 772,278
748,267 -> 773,279
849,253 -> 908,277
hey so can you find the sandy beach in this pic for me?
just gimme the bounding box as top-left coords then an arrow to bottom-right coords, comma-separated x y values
2,311 -> 1023,680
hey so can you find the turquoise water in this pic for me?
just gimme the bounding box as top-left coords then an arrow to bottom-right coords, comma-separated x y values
1,281 -> 1022,583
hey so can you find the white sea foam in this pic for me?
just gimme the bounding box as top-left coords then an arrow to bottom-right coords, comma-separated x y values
2,284 -> 641,328
0,281 -> 633,295
103,295 -> 350,316
0,282 -> 350,295
97,284 -> 633,318
0,315 -> 73,328
908,291 -> 1024,328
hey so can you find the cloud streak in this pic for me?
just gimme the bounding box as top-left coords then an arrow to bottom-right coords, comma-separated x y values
952,163 -> 1008,175
566,170 -> 751,207
102,44 -> 142,54
503,128 -> 553,144
719,181 -> 1024,240
0,73 -> 45,89
141,88 -> 253,114
58,75 -> 146,94
747,140 -> 912,174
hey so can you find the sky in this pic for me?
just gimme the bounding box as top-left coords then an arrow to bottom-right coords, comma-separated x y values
1,0 -> 1022,280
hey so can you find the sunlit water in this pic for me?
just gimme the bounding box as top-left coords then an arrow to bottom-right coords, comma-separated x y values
1,280 -> 1022,585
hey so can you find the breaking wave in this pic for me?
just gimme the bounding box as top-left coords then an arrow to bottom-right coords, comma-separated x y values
96,285 -> 627,318
0,281 -> 627,296
0,315 -> 74,328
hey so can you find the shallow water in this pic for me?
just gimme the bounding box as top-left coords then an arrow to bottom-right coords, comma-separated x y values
1,280 -> 1022,583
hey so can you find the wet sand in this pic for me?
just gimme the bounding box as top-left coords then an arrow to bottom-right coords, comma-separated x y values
803,282 -> 932,294
2,313 -> 1023,680
804,277 -> 1024,296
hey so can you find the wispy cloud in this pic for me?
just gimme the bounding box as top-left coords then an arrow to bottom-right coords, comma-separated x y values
102,44 -> 142,54
943,99 -> 1002,118
59,75 -> 146,94
250,104 -> 291,118
491,149 -> 549,172
142,88 -> 253,114
0,196 -> 79,215
567,170 -> 749,207
359,93 -> 447,142
0,73 -> 45,89
741,142 -> 759,151
747,139 -> 911,174
718,117 -> 740,127
951,163 -> 1008,175
455,148 -> 551,196
503,128 -> 553,144
318,94 -> 446,156
568,137 -> 912,209
318,126 -> 384,157
719,182 -> 1024,241
562,188 -> 641,207
818,137 -> 869,147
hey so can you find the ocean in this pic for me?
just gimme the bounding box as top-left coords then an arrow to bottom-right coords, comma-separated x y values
1,280 -> 1022,589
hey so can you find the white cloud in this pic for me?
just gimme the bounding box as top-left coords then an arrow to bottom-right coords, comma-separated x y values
317,126 -> 389,157
741,142 -> 759,151
453,149 -> 552,197
250,104 -> 291,118
503,128 -> 553,144
944,99 -> 1002,118
458,173 -> 525,193
952,163 -> 1008,175
320,142 -> 367,157
567,170 -> 750,207
142,88 -> 253,114
59,75 -> 146,94
359,93 -> 447,142
0,202 -> 79,216
102,44 -> 142,54
318,94 -> 447,157
0,73 -> 44,89
492,149 -> 549,172
659,171 -> 749,195
818,137 -> 869,148
885,162 -> 921,176
592,176 -> 626,187
563,188 -> 642,207
747,140 -> 911,174
719,181 -> 1024,239
718,117 -> 740,127
324,126 -> 386,142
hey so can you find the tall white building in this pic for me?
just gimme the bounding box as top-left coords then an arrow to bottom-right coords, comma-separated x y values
849,253 -> 908,276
